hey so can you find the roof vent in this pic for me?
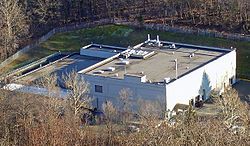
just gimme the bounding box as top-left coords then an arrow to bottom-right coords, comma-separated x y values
170,44 -> 176,49
189,53 -> 195,58
120,60 -> 130,65
121,51 -> 131,59
104,67 -> 116,72
147,34 -> 151,41
156,35 -> 162,47
94,70 -> 105,74
157,35 -> 160,43
164,78 -> 171,83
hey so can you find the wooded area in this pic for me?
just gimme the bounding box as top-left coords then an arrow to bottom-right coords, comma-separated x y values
0,73 -> 249,145
0,0 -> 249,60
0,1 -> 249,145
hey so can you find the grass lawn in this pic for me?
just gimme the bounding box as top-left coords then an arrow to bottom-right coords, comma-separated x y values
1,24 -> 250,78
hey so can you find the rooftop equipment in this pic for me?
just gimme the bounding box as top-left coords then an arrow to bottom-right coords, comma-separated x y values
170,44 -> 176,49
148,34 -> 151,41
156,35 -> 162,47
94,70 -> 105,74
164,77 -> 171,83
120,49 -> 155,59
174,59 -> 178,79
105,67 -> 116,72
189,53 -> 195,58
120,60 -> 130,65
157,35 -> 160,43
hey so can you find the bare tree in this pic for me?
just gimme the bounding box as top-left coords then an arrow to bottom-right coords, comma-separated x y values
63,70 -> 92,117
119,88 -> 132,112
102,101 -> 117,145
38,72 -> 59,97
36,72 -> 67,119
33,0 -> 62,24
0,0 -> 29,59
213,87 -> 250,134
137,98 -> 163,124
118,88 -> 133,123
102,101 -> 117,123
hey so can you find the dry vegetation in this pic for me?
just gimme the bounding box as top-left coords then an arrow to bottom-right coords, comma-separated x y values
0,72 -> 249,146
0,0 -> 249,61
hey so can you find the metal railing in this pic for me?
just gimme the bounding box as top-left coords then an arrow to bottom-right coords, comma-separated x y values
0,52 -> 60,81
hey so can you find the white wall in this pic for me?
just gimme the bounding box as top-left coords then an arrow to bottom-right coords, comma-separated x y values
80,50 -> 236,111
166,50 -> 236,110
81,74 -> 166,110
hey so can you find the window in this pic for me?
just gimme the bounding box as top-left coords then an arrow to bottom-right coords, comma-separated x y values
229,76 -> 234,85
95,85 -> 103,93
202,89 -> 206,100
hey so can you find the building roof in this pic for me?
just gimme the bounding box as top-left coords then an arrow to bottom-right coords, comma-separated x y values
15,39 -> 232,85
83,40 -> 229,83
17,54 -> 103,84
16,44 -> 126,85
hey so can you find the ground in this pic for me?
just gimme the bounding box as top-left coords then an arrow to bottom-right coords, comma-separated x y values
196,79 -> 250,116
1,25 -> 250,79
233,79 -> 250,103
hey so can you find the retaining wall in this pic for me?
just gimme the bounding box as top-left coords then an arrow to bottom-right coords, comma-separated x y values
0,19 -> 112,72
1,19 -> 249,78
116,21 -> 250,42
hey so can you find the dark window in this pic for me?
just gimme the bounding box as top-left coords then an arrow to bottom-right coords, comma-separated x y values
95,85 -> 103,93
229,77 -> 234,85
202,89 -> 206,100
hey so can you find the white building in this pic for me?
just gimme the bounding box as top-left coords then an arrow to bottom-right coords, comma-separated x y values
77,36 -> 236,112
7,36 -> 235,113
2,34 -> 235,114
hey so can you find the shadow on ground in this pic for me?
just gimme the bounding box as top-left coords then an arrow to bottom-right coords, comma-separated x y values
233,79 -> 250,104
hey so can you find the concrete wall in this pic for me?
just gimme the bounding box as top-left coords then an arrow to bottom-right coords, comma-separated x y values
80,49 -> 236,111
81,74 -> 166,110
116,20 -> 250,42
166,50 -> 236,110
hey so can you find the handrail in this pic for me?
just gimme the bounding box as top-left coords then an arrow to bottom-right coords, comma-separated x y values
0,52 -> 60,80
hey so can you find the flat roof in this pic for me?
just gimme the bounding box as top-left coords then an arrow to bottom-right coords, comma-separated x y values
84,41 -> 228,83
16,54 -> 103,84
16,44 -> 126,85
15,41 -> 231,85
86,44 -> 126,53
